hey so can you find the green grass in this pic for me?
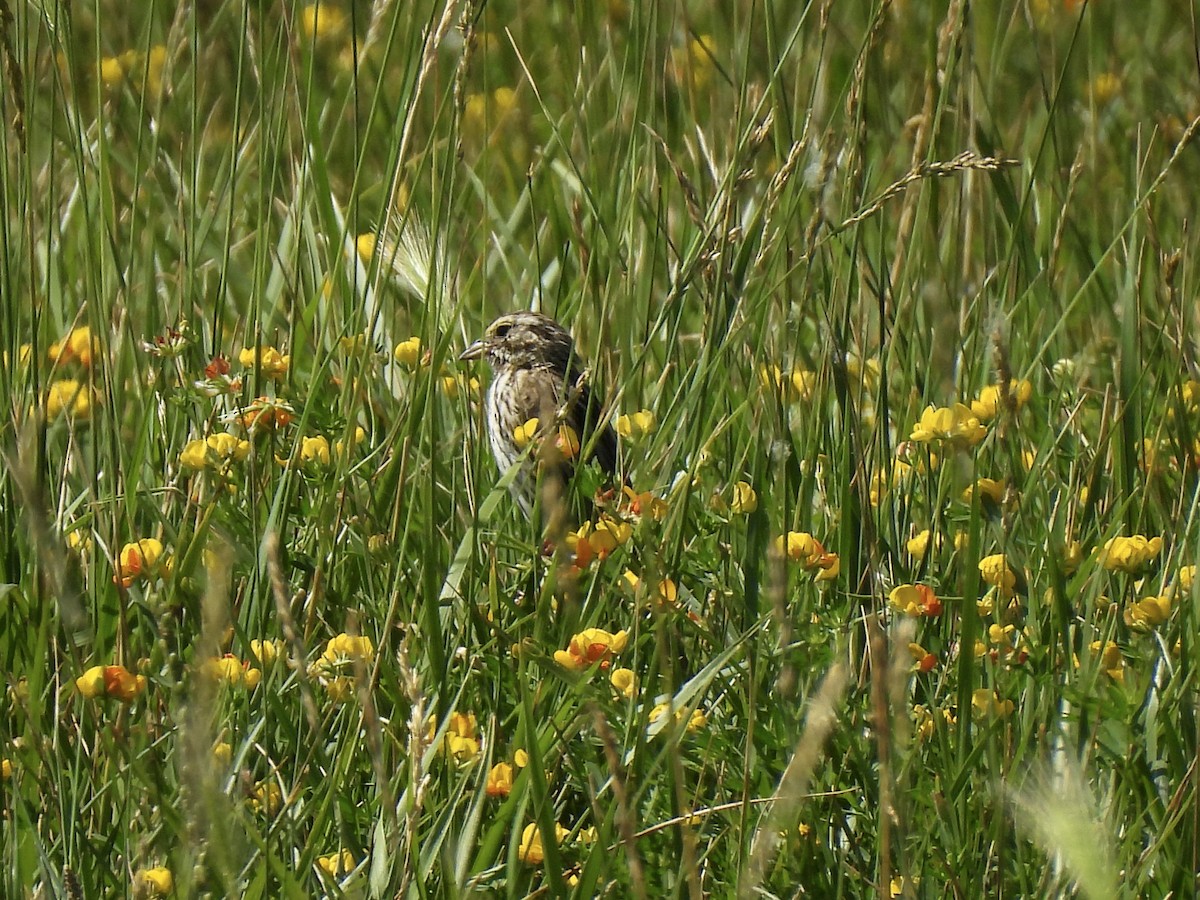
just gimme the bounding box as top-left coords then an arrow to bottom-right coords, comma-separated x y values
3,0 -> 1200,896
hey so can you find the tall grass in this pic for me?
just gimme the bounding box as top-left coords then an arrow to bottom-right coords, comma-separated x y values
2,0 -> 1199,895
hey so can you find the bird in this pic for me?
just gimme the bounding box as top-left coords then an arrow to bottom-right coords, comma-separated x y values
459,311 -> 617,519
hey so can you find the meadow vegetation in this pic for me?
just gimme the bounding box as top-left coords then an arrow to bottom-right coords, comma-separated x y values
2,0 -> 1200,895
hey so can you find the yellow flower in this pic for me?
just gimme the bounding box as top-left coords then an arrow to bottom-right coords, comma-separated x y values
238,345 -> 290,379
554,628 -> 628,672
731,481 -> 758,514
552,424 -> 580,460
888,584 -> 942,617
323,633 -> 374,665
513,417 -> 540,449
970,379 -> 1033,422
655,578 -> 678,606
518,822 -> 568,865
441,373 -> 478,399
250,780 -> 283,816
567,517 -> 630,569
45,379 -> 94,419
624,571 -> 678,608
76,665 -> 147,703
908,643 -> 937,673
1090,72 -> 1122,105
136,867 -> 174,897
49,326 -> 100,368
774,532 -> 839,577
486,762 -> 514,797
201,655 -> 261,689
356,233 -> 377,261
845,353 -> 881,386
316,850 -> 355,877
1098,535 -> 1163,574
462,86 -> 523,139
909,403 -> 987,449
913,704 -> 955,741
144,45 -> 167,95
962,478 -> 1005,505
648,702 -> 708,733
180,433 -> 251,470
1,759 -> 11,779
621,486 -> 669,520
591,516 -> 632,551
565,521 -> 599,568
102,47 -> 169,96
310,633 -> 374,700
299,435 -> 332,467
442,712 -> 480,762
493,86 -> 518,116
905,529 -> 933,558
99,55 -> 125,86
1089,640 -> 1125,683
211,432 -> 251,460
1125,594 -> 1171,630
609,667 -> 636,699
66,529 -> 92,556
334,427 -> 367,458
1179,566 -> 1195,591
815,556 -> 840,581
616,409 -> 656,439
250,639 -> 284,667
971,688 -> 1014,719
978,554 -> 1017,595
393,336 -> 423,368
988,623 -> 1015,649
758,364 -> 814,403
300,2 -> 347,40
669,33 -> 718,90
115,538 -> 166,588
213,742 -> 232,766
1061,540 -> 1084,574
75,666 -> 106,699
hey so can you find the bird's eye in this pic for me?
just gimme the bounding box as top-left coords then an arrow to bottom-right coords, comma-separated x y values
493,323 -> 512,339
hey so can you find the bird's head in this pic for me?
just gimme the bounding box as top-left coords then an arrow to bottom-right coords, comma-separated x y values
460,311 -> 574,371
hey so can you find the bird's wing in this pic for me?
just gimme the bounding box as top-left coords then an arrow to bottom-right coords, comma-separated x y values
563,359 -> 618,476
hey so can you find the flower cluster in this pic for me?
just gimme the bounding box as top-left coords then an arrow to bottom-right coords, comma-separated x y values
910,404 -> 987,449
114,539 -> 168,589
76,664 -> 147,703
758,364 -> 815,403
99,46 -> 167,94
888,584 -> 942,617
616,409 -> 656,440
1097,535 -> 1163,574
309,633 -> 375,701
567,517 -> 633,568
201,654 -> 262,690
554,628 -> 628,672
436,712 -> 481,763
774,531 -> 839,580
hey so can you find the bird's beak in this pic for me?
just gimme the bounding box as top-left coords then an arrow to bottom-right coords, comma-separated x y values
459,339 -> 487,362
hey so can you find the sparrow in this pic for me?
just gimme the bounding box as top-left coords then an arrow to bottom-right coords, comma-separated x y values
460,311 -> 617,518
